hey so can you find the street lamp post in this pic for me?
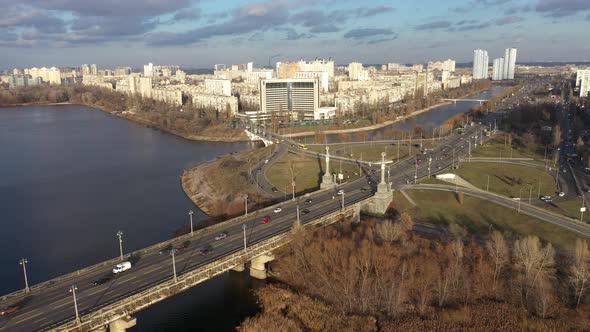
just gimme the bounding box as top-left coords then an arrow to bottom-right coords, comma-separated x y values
452,148 -> 456,169
341,191 -> 345,210
244,195 -> 248,216
292,181 -> 295,201
529,185 -> 533,205
170,248 -> 178,283
242,224 -> 247,251
19,258 -> 29,293
188,210 -> 194,235
486,175 -> 490,192
69,284 -> 80,324
116,230 -> 124,261
296,205 -> 300,225
518,187 -> 524,213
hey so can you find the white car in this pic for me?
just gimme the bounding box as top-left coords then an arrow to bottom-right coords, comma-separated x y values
337,189 -> 344,195
558,192 -> 566,197
273,207 -> 282,213
214,232 -> 228,241
113,261 -> 132,274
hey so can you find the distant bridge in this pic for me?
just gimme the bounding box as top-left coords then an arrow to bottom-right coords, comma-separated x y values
442,98 -> 488,104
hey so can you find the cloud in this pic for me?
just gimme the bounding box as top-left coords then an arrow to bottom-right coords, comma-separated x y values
367,36 -> 397,45
22,0 -> 195,17
494,15 -> 524,25
173,8 -> 202,21
309,24 -> 339,33
587,14 -> 590,20
358,6 -> 395,17
148,1 -> 290,46
535,0 -> 590,17
278,28 -> 310,40
414,20 -> 452,30
343,28 -> 395,40
0,8 -> 66,33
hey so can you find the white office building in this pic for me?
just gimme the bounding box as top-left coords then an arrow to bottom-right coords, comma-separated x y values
259,78 -> 319,116
472,49 -> 489,80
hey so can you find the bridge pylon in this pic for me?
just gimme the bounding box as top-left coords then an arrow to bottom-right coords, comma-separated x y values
320,146 -> 336,189
371,153 -> 393,214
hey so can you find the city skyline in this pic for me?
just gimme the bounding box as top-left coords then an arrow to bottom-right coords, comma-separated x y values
0,0 -> 589,68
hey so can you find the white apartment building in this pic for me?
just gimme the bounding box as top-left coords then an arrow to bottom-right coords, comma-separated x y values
246,70 -> 273,84
348,62 -> 369,81
27,67 -> 61,84
578,70 -> 590,98
492,58 -> 505,81
443,59 -> 456,72
205,79 -> 232,96
259,78 -> 319,116
472,49 -> 489,80
192,94 -> 238,115
503,48 -> 517,80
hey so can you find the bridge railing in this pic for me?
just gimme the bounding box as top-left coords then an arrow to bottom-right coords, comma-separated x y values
50,201 -> 366,331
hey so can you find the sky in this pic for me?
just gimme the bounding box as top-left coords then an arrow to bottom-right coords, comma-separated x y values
0,0 -> 589,69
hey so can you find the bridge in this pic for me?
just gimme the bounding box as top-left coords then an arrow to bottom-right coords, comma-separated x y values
244,129 -> 274,146
442,98 -> 488,104
0,147 -> 395,331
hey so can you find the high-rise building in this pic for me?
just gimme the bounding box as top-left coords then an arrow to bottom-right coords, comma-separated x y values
348,62 -> 363,80
472,49 -> 489,80
294,71 -> 329,92
260,78 -> 319,116
492,58 -> 505,81
578,70 -> 590,98
90,64 -> 98,75
443,59 -> 456,72
205,79 -> 232,96
143,62 -> 154,77
503,48 -> 517,80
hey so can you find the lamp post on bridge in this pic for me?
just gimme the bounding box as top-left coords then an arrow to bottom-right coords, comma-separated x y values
341,190 -> 345,210
242,224 -> 247,251
69,284 -> 80,325
116,230 -> 124,261
188,210 -> 194,235
19,258 -> 29,293
243,195 -> 248,216
170,248 -> 178,283
296,204 -> 300,225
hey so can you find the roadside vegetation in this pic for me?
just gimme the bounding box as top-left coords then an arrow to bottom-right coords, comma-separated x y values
393,190 -> 584,250
241,215 -> 590,331
182,145 -> 274,218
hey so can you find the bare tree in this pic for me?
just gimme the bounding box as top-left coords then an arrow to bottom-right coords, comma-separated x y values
486,231 -> 510,291
569,238 -> 590,308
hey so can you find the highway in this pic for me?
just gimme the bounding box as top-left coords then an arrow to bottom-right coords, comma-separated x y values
0,179 -> 372,331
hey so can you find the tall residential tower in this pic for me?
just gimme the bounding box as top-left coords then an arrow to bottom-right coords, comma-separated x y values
472,49 -> 489,80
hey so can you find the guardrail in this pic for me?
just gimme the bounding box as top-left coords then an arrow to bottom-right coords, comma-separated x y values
48,201 -> 366,331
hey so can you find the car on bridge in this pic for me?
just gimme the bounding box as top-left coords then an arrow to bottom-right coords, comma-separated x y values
271,187 -> 278,193
112,261 -> 132,274
337,189 -> 344,195
302,209 -> 310,215
215,232 -> 228,241
196,245 -> 212,256
273,207 -> 282,213
159,244 -> 173,255
92,276 -> 112,286
261,216 -> 271,224
0,304 -> 20,316
175,241 -> 190,252
304,198 -> 312,204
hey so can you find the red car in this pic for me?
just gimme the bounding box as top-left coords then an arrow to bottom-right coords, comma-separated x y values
260,216 -> 271,224
0,304 -> 20,316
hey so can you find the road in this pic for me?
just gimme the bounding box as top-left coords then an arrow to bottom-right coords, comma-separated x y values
0,179 -> 372,331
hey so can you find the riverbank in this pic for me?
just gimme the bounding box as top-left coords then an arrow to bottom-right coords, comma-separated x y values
1,101 -> 250,143
283,87 -> 492,138
181,146 -> 275,217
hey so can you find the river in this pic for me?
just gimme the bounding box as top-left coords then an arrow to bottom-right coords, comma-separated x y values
0,105 -> 260,331
297,86 -> 505,144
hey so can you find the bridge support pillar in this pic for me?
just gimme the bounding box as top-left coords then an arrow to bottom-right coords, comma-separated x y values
320,146 -> 336,189
249,254 -> 274,280
93,326 -> 107,332
109,315 -> 136,332
351,203 -> 361,223
232,263 -> 245,272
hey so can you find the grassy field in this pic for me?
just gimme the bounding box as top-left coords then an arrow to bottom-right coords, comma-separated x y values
472,137 -> 547,160
266,152 -> 362,195
554,199 -> 590,223
393,189 -> 587,250
452,162 -> 557,198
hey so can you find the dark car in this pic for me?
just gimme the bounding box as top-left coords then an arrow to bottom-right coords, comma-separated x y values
175,241 -> 190,252
0,304 -> 20,316
197,245 -> 212,256
304,198 -> 312,204
271,187 -> 278,192
92,276 -> 112,286
361,186 -> 370,191
302,209 -> 310,215
159,244 -> 173,255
